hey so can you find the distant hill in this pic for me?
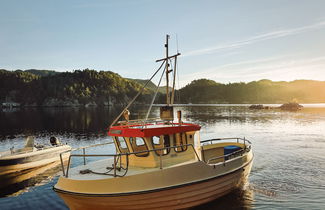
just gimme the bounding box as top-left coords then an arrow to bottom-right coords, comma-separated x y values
1,69 -> 325,105
24,69 -> 61,77
178,78 -> 325,104
157,86 -> 174,94
127,79 -> 157,91
127,79 -> 172,94
0,69 -> 153,106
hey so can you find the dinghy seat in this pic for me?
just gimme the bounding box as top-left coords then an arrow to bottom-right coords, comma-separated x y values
12,136 -> 35,154
25,136 -> 35,148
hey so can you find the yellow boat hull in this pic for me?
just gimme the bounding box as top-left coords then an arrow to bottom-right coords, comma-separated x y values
55,160 -> 252,210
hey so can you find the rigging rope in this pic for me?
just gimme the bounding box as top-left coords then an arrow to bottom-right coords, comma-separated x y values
109,60 -> 166,128
176,34 -> 179,54
176,58 -> 181,103
169,58 -> 176,104
175,34 -> 181,103
144,66 -> 166,122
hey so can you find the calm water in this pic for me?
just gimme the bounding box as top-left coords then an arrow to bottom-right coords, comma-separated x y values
0,105 -> 325,209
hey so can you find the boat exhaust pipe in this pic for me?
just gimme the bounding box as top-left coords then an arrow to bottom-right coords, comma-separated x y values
177,110 -> 182,123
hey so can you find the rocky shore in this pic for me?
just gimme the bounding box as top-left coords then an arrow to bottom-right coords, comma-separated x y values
249,102 -> 303,111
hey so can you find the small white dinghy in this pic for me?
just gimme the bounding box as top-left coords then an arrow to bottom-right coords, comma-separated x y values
0,136 -> 71,175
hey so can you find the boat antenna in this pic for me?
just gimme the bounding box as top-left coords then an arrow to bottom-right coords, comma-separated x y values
170,57 -> 177,104
176,58 -> 181,103
176,34 -> 179,54
173,34 -> 180,104
165,34 -> 170,105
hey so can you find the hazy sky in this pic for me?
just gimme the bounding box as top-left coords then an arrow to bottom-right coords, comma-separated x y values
1,0 -> 325,87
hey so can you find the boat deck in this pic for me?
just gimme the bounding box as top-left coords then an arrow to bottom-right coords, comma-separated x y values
66,158 -> 198,180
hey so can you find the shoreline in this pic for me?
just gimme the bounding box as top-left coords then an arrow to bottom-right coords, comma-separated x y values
2,103 -> 325,109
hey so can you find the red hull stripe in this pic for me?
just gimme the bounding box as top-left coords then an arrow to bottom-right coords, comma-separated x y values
108,123 -> 201,137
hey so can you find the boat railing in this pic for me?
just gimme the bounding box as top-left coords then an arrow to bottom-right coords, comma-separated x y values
200,137 -> 252,165
59,142 -> 200,178
59,141 -> 115,177
205,147 -> 249,165
117,118 -> 178,128
200,137 -> 252,146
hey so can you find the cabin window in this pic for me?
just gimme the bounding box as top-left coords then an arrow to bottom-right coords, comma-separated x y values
130,137 -> 149,157
115,137 -> 129,153
151,135 -> 171,156
174,133 -> 188,152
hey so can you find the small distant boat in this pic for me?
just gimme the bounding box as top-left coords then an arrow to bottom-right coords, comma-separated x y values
0,136 -> 71,175
53,35 -> 253,209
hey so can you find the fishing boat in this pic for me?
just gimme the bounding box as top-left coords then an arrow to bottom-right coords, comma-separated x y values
0,136 -> 71,175
53,35 -> 253,210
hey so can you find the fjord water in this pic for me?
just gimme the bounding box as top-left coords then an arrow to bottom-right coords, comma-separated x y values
0,105 -> 325,209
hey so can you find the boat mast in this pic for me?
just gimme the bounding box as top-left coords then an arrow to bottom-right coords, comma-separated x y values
155,35 -> 181,121
170,56 -> 177,105
165,35 -> 170,105
160,34 -> 180,106
109,35 -> 180,127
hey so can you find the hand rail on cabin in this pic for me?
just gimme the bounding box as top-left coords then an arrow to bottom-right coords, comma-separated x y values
200,137 -> 252,165
116,118 -> 183,128
59,138 -> 251,177
59,143 -> 200,178
200,137 -> 252,146
206,146 -> 251,165
117,118 -> 164,126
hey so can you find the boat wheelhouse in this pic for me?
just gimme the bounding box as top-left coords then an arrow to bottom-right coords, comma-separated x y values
109,120 -> 201,169
53,35 -> 253,210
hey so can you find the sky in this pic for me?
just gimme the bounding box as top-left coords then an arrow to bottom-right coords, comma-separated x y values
1,0 -> 325,87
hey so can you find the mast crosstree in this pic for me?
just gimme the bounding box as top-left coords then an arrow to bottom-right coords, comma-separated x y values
110,35 -> 181,127
155,34 -> 181,106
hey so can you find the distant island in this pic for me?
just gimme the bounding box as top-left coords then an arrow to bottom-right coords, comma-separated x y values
1,69 -> 325,107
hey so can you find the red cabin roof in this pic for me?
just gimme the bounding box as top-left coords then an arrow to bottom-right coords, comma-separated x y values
108,122 -> 201,137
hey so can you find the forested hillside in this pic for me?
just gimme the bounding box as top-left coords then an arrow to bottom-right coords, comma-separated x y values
177,79 -> 325,104
25,69 -> 60,77
0,69 -> 152,106
1,69 -> 325,106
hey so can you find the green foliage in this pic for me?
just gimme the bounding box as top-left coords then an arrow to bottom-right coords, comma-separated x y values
25,69 -> 60,77
1,69 -> 325,106
178,78 -> 325,104
127,79 -> 157,91
178,79 -> 223,103
0,69 -> 152,106
0,70 -> 40,102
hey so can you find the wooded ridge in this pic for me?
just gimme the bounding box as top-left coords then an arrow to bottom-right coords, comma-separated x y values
0,69 -> 153,106
177,79 -> 325,104
1,69 -> 324,106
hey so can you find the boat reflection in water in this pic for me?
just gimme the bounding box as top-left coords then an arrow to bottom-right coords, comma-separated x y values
0,161 -> 62,197
196,185 -> 255,209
